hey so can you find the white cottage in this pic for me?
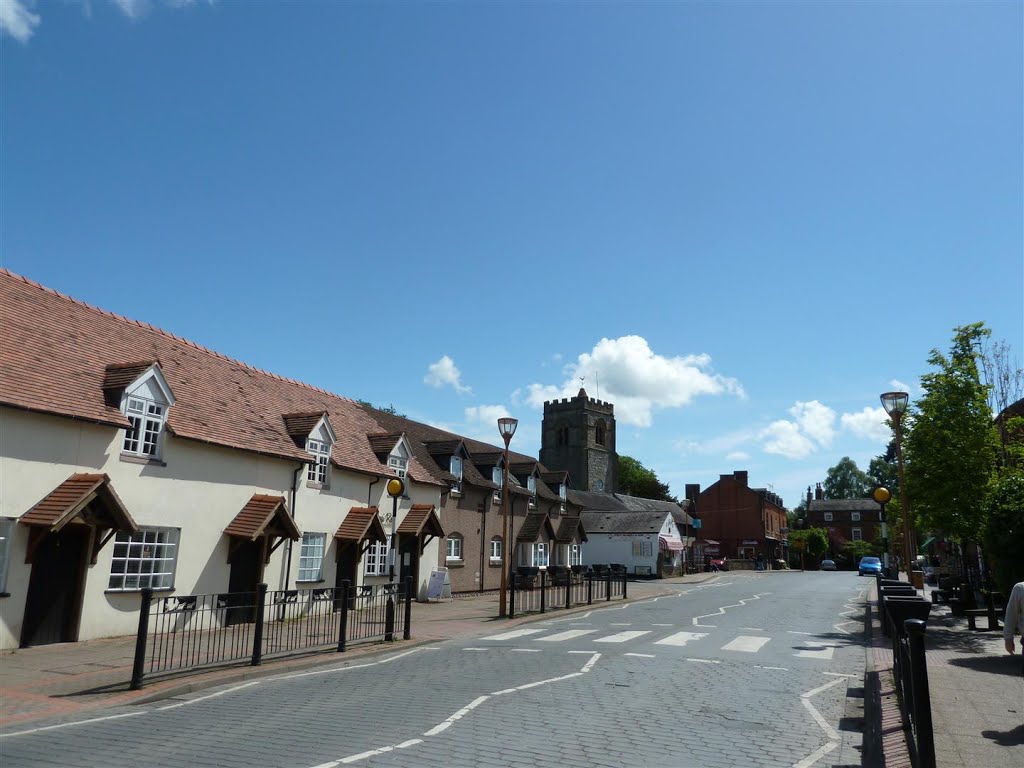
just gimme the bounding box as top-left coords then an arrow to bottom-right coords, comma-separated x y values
579,510 -> 684,578
0,270 -> 448,649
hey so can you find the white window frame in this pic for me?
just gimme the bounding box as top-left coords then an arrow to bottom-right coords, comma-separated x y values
823,512 -> 833,522
0,518 -> 13,594
852,528 -> 863,541
123,396 -> 166,458
450,456 -> 463,495
489,537 -> 502,563
107,527 -> 179,591
492,466 -> 503,501
527,476 -> 537,509
365,536 -> 391,576
532,542 -> 548,568
446,534 -> 463,562
569,542 -> 582,566
388,455 -> 408,478
298,532 -> 326,582
559,483 -> 567,513
851,512 -> 861,522
306,438 -> 330,486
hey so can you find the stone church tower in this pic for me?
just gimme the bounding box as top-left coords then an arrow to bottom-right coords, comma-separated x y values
539,388 -> 617,493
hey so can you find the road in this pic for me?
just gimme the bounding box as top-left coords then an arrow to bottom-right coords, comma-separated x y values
0,572 -> 867,768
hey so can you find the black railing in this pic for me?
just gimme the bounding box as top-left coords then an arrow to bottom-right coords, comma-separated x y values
132,578 -> 412,690
891,618 -> 936,768
508,568 -> 626,618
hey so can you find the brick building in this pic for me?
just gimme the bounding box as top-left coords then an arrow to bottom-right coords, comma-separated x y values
692,471 -> 788,565
804,483 -> 882,554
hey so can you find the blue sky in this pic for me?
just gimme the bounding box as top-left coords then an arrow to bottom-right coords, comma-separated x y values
2,1 -> 1021,507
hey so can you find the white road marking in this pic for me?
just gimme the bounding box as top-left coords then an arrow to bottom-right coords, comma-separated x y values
610,622 -> 632,626
692,592 -> 771,626
157,682 -> 259,711
788,631 -> 814,635
462,647 -> 489,651
535,629 -> 597,642
479,628 -> 546,641
722,635 -> 771,653
755,665 -> 790,671
652,623 -> 674,626
594,630 -> 651,643
624,653 -> 656,658
795,642 -> 838,660
509,648 -> 541,652
567,650 -> 593,654
792,741 -> 838,768
653,631 -> 708,648
823,672 -> 857,678
423,695 -> 490,736
686,658 -> 721,664
739,627 -> 764,631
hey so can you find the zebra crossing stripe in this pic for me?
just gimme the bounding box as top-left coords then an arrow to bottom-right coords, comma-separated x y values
480,628 -> 547,641
722,635 -> 771,653
535,630 -> 597,642
653,631 -> 708,647
593,631 -> 651,643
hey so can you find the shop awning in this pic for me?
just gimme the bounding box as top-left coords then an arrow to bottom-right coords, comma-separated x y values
659,536 -> 684,551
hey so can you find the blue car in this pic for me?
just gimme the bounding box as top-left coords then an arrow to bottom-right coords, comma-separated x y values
858,556 -> 882,576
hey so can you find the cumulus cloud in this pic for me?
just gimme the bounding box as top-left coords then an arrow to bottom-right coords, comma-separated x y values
524,335 -> 744,427
789,400 -> 837,447
841,406 -> 891,443
0,0 -> 40,42
758,400 -> 835,459
889,379 -> 914,396
726,451 -> 750,462
464,404 -> 511,425
760,419 -> 817,459
113,0 -> 210,19
424,355 -> 472,395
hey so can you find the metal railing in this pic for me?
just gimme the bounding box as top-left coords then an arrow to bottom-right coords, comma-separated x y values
892,618 -> 936,768
131,578 -> 412,689
507,569 -> 627,618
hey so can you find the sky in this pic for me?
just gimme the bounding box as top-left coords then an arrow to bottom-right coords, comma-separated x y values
2,1 -> 1022,509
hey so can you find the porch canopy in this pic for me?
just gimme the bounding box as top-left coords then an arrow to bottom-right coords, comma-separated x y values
555,516 -> 588,544
20,473 -> 138,564
517,512 -> 556,543
335,506 -> 388,560
396,504 -> 444,554
224,494 -> 301,563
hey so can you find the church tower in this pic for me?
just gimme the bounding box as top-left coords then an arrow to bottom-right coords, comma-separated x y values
539,388 -> 617,493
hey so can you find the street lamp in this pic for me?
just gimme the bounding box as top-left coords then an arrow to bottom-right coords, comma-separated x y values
497,416 -> 518,618
880,391 -> 913,578
386,477 -> 405,582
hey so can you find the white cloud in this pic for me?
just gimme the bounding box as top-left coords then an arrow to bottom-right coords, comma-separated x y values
464,404 -> 511,426
760,420 -> 817,459
677,428 -> 757,456
0,0 -> 40,42
524,335 -> 744,427
112,0 -> 149,18
424,355 -> 472,395
840,406 -> 891,443
889,379 -> 913,396
788,400 -> 836,447
726,451 -> 750,462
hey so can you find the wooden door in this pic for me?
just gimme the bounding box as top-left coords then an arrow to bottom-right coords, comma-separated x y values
21,527 -> 89,647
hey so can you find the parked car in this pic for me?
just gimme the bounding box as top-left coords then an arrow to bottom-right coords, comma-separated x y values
858,556 -> 883,576
708,557 -> 729,572
821,559 -> 836,571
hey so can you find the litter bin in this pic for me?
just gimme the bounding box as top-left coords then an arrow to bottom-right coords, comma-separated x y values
910,570 -> 925,590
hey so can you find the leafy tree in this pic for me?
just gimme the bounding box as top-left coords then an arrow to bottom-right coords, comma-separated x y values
842,540 -> 878,562
904,323 -> 999,542
789,527 -> 828,560
357,400 -> 407,418
982,473 -> 1024,594
867,441 -> 899,496
616,455 -> 675,501
823,456 -> 871,499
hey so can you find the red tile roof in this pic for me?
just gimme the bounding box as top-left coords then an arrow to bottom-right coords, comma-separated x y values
224,494 -> 301,541
335,507 -> 387,543
20,473 -> 138,533
0,270 -> 430,479
396,504 -> 444,538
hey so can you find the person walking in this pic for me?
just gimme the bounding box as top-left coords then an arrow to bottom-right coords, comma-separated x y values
1004,581 -> 1024,658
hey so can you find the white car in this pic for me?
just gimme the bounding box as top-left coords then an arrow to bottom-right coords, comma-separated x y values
821,559 -> 836,571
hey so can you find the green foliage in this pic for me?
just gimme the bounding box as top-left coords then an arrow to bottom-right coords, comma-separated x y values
842,540 -> 878,562
867,441 -> 899,497
904,323 -> 999,542
823,456 -> 871,499
616,455 -> 675,501
357,400 -> 407,418
789,527 -> 828,559
983,472 -> 1024,596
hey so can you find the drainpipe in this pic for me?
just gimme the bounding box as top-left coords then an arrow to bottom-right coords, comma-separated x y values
284,462 -> 303,591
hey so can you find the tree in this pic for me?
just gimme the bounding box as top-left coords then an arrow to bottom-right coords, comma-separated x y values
357,400 -> 407,418
789,527 -> 828,560
823,456 -> 871,499
982,473 -> 1024,595
616,456 -> 675,501
904,323 -> 999,542
867,441 -> 899,495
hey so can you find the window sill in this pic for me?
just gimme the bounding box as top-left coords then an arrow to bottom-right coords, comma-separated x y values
488,560 -> 503,568
306,482 -> 330,491
105,587 -> 176,595
119,454 -> 167,467
445,559 -> 465,567
296,579 -> 325,584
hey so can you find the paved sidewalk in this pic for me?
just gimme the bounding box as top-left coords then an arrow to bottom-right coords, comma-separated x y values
866,578 -> 1024,768
1,574 -> 711,730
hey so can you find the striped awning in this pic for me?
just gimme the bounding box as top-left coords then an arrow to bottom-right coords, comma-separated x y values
659,535 -> 684,552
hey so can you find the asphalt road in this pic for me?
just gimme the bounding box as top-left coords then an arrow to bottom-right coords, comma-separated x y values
0,571 -> 868,768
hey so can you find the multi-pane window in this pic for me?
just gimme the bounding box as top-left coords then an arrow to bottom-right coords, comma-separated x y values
490,537 -> 502,562
365,536 -> 391,576
570,543 -> 582,566
0,518 -> 13,593
108,527 -> 179,591
851,512 -> 861,522
632,540 -> 654,557
446,535 -> 463,561
532,542 -> 548,568
492,466 -> 503,501
450,456 -> 463,494
298,532 -> 326,582
852,528 -> 863,541
123,396 -> 165,458
823,512 -> 833,522
388,455 -> 408,478
307,438 -> 330,485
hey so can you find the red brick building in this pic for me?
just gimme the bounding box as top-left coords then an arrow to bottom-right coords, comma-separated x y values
693,470 -> 788,565
804,484 -> 882,556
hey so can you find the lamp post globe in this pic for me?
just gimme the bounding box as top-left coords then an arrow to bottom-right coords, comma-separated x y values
497,417 -> 518,618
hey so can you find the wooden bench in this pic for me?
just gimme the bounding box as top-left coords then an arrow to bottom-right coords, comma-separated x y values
964,608 -> 1003,631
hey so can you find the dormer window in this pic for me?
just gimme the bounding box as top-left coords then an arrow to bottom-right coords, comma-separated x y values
492,466 -> 503,501
559,483 -> 567,512
109,362 -> 175,462
450,456 -> 463,495
306,438 -> 330,484
527,476 -> 536,509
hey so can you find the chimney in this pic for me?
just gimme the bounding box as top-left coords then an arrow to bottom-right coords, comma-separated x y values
815,482 -> 824,500
734,470 -> 748,487
806,486 -> 813,506
685,484 -> 700,503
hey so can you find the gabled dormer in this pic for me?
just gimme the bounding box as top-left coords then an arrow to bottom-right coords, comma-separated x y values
424,438 -> 467,497
103,362 -> 176,463
283,412 -> 336,488
542,470 -> 571,514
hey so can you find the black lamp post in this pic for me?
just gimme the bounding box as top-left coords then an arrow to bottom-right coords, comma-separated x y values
497,416 -> 518,618
880,391 -> 913,576
872,485 -> 892,573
